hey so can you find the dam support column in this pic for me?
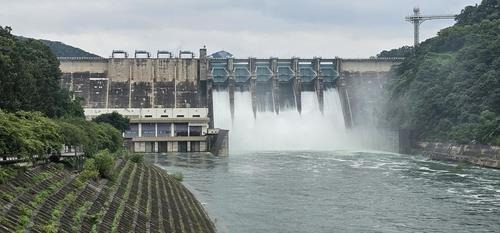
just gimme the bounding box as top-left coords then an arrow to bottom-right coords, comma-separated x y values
292,57 -> 302,114
199,47 -> 214,128
249,58 -> 257,118
271,58 -> 280,114
336,59 -> 353,128
228,58 -> 235,121
313,58 -> 324,114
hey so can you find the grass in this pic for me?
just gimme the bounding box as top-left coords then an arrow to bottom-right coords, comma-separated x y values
33,171 -> 51,182
16,179 -> 65,232
110,165 -> 137,233
0,166 -> 18,184
43,192 -> 77,232
72,201 -> 92,232
89,161 -> 131,232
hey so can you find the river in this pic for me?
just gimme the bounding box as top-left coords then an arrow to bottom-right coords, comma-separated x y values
146,151 -> 500,233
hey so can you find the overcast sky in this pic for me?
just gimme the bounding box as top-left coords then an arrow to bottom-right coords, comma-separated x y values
1,0 -> 481,58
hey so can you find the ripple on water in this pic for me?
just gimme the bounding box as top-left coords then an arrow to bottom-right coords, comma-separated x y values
145,151 -> 500,233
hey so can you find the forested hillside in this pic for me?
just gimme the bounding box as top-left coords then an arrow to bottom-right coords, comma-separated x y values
40,39 -> 100,58
386,0 -> 500,145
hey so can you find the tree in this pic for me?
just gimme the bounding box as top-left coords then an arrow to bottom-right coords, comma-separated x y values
0,26 -> 84,118
92,112 -> 130,132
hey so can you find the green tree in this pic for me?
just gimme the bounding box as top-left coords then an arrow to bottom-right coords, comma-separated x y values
0,26 -> 83,118
92,112 -> 130,132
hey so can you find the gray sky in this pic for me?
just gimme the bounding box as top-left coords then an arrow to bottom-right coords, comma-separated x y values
1,0 -> 481,58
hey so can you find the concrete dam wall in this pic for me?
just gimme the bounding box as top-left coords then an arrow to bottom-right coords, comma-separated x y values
60,57 -> 201,109
58,48 -> 402,129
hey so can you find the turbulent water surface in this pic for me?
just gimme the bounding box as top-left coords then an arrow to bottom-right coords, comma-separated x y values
147,151 -> 500,233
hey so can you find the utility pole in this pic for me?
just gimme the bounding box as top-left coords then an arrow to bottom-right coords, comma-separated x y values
405,7 -> 455,48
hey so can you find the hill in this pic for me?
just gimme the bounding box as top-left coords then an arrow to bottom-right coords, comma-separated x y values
40,39 -> 100,58
386,0 -> 500,145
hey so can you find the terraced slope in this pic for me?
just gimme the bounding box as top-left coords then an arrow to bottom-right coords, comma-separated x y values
0,160 -> 216,233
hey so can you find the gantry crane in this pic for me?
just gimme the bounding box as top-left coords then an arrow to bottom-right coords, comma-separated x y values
405,7 -> 456,48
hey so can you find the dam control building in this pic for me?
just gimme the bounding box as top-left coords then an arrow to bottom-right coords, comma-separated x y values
58,47 -> 402,155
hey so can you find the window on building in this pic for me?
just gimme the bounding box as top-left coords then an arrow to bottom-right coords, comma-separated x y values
141,123 -> 156,137
174,123 -> 189,136
176,115 -> 185,118
157,123 -> 171,136
125,124 -> 139,138
193,115 -> 200,118
189,126 -> 202,136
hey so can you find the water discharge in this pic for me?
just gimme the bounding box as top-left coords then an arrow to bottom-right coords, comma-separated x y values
213,89 -> 362,151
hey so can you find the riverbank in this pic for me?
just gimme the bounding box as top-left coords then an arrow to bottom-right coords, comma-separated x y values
0,158 -> 215,233
416,142 -> 500,169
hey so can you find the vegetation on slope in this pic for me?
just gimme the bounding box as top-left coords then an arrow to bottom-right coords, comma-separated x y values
377,46 -> 413,58
0,110 -> 123,159
0,158 -> 216,233
40,39 -> 100,58
386,0 -> 500,145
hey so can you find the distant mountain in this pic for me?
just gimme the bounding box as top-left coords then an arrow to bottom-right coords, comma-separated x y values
40,39 -> 100,58
16,36 -> 100,58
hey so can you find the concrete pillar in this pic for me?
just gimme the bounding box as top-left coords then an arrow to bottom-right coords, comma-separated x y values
200,141 -> 207,152
154,123 -> 158,137
187,141 -> 191,152
167,142 -> 174,152
138,123 -> 142,137
207,79 -> 214,128
172,142 -> 178,152
336,59 -> 353,128
128,65 -> 132,108
292,57 -> 302,114
151,64 -> 155,107
227,58 -> 235,121
171,123 -> 175,137
313,57 -> 324,114
199,47 -> 210,114
270,58 -> 279,114
249,57 -> 257,118
154,142 -> 158,153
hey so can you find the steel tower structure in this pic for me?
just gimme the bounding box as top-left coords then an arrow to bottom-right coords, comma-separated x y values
405,7 -> 456,48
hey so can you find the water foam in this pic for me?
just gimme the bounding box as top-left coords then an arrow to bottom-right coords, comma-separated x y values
213,89 -> 360,151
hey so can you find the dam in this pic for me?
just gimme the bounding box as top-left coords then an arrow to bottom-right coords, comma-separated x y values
58,47 -> 402,154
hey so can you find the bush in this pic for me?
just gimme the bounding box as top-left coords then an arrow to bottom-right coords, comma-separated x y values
129,153 -> 144,163
171,172 -> 184,182
79,158 -> 99,182
93,150 -> 115,180
0,166 -> 17,184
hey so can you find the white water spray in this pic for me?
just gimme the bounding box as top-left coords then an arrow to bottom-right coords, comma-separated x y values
213,89 -> 363,151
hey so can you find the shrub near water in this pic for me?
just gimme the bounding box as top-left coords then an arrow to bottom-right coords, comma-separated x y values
129,153 -> 144,163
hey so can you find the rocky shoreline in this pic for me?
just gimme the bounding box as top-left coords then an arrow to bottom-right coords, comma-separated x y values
416,142 -> 500,169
